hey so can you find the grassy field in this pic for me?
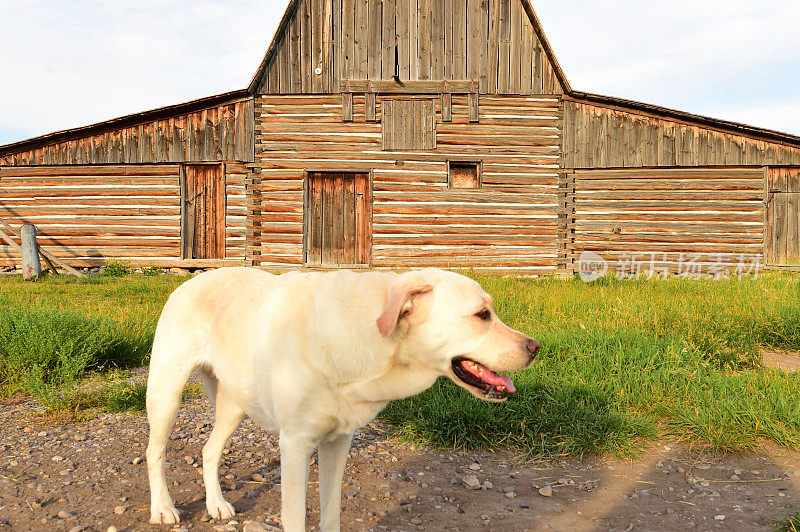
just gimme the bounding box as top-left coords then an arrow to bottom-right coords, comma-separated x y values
1,270 -> 799,457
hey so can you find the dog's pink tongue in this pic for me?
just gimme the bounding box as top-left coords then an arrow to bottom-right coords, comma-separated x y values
461,360 -> 517,393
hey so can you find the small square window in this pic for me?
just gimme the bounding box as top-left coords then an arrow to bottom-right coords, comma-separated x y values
449,161 -> 481,189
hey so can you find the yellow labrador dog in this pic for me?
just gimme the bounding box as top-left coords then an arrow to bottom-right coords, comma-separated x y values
146,267 -> 539,530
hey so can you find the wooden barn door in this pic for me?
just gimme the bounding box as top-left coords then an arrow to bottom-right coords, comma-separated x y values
766,167 -> 800,267
305,172 -> 371,267
182,164 -> 226,259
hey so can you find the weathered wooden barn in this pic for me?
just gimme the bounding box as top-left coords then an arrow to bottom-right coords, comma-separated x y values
1,0 -> 799,275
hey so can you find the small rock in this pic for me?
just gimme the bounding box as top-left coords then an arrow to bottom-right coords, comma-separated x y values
246,491 -> 258,499
714,515 -> 725,521
482,481 -> 493,490
696,464 -> 710,470
399,499 -> 412,506
480,514 -> 490,521
107,527 -> 118,532
73,434 -> 87,442
519,501 -> 531,509
501,486 -> 515,494
201,513 -> 213,522
57,511 -> 74,520
538,485 -> 553,497
67,526 -> 85,532
731,475 -> 740,481
410,517 -> 423,525
468,463 -> 481,471
251,473 -> 264,482
114,505 -> 126,515
243,522 -> 268,532
132,457 -> 143,465
51,456 -> 64,462
505,492 -> 517,499
463,475 -> 481,490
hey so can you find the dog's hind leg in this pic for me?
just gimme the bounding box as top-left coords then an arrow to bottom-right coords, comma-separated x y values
202,382 -> 244,520
145,355 -> 196,524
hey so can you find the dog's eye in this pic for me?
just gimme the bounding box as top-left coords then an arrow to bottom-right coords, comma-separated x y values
475,309 -> 491,321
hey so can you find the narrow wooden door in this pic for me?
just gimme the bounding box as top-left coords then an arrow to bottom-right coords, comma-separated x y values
305,172 -> 371,266
765,167 -> 800,266
182,164 -> 225,259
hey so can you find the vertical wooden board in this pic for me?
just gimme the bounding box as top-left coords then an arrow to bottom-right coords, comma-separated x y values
468,92 -> 479,123
431,0 -> 445,79
355,173 -> 371,264
321,175 -> 333,264
342,93 -> 354,121
442,92 -> 452,122
367,0 -> 382,79
508,0 -> 521,94
407,0 -> 419,80
353,0 -> 368,79
310,175 -> 324,264
466,0 -> 481,83
332,0 -> 342,90
443,0 -> 455,80
290,5 -> 303,92
418,0 -> 431,80
214,165 -> 226,258
478,0 -> 489,92
301,0 -> 314,92
381,0 -> 396,79
452,0 -> 467,80
775,190 -> 788,265
341,0 -> 354,81
343,175 -> 356,263
427,99 -> 436,148
365,92 -> 377,121
788,191 -> 800,264
533,42 -> 543,94
396,0 -> 410,79
323,0 -> 334,91
332,174 -> 344,264
520,11 -> 532,94
381,100 -> 391,149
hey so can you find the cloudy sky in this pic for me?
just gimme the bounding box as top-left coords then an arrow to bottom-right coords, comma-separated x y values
0,0 -> 798,145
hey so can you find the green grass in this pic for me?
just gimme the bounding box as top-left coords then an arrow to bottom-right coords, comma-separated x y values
0,273 -> 184,408
774,510 -> 800,532
1,271 -> 800,457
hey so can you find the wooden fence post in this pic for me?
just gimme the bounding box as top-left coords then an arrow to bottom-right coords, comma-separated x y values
21,224 -> 42,279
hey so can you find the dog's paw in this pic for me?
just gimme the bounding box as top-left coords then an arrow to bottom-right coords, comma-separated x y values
207,497 -> 236,520
150,503 -> 181,525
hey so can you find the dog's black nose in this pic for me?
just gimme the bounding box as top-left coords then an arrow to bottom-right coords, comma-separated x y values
526,338 -> 540,357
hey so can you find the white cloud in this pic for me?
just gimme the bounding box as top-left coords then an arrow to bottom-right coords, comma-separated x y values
535,0 -> 800,134
1,0 -> 798,144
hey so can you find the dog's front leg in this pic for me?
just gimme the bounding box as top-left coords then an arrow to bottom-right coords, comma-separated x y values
279,432 -> 315,532
318,432 -> 353,532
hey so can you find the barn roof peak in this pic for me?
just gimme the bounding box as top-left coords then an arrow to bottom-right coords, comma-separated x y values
247,0 -> 571,94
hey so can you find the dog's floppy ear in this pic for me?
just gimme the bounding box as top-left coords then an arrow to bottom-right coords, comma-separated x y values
377,275 -> 433,337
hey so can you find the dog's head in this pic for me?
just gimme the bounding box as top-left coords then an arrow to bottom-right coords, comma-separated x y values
376,269 -> 539,402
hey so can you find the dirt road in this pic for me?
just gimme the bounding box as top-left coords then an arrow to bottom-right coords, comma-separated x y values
1,394 -> 798,531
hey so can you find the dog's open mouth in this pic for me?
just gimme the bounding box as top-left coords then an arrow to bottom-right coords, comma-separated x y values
451,357 -> 516,400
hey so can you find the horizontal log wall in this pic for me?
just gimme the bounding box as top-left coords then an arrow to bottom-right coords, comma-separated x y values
570,167 -> 766,274
563,100 -> 800,168
252,94 -> 562,275
258,0 -> 562,95
0,165 -> 182,267
225,162 -> 249,261
0,99 -> 255,166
